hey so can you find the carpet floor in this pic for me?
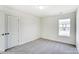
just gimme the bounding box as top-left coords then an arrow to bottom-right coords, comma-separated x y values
2,39 -> 78,54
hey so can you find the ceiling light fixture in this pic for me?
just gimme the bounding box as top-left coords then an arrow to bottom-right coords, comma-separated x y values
39,6 -> 44,10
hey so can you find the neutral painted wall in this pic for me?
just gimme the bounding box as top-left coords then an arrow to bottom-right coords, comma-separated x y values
19,15 -> 40,44
41,12 -> 76,45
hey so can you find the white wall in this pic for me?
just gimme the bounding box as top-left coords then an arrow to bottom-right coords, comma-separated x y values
41,12 -> 76,45
19,15 -> 40,44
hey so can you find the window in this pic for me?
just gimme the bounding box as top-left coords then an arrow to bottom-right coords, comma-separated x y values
59,18 -> 70,37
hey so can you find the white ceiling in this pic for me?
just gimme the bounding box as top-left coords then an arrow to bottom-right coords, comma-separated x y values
6,5 -> 79,17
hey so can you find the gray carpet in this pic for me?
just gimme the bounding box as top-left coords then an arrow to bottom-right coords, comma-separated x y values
2,39 -> 78,54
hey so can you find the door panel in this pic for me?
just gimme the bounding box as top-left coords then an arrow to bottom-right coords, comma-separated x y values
7,15 -> 19,48
0,12 -> 5,51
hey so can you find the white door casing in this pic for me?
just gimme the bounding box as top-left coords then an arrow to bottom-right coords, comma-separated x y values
76,8 -> 79,53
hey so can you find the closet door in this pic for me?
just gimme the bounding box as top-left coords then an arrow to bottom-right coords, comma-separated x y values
0,12 -> 5,52
7,15 -> 19,48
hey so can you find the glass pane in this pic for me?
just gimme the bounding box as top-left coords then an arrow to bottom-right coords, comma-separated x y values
59,18 -> 70,37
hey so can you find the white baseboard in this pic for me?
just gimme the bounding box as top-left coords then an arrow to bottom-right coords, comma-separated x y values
41,37 -> 75,45
0,49 -> 5,53
19,37 -> 40,45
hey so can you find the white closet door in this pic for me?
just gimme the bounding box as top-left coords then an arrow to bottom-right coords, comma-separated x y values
7,15 -> 19,48
0,12 -> 5,52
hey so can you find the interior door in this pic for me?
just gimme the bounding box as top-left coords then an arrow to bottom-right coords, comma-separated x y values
0,12 -> 5,52
7,15 -> 19,48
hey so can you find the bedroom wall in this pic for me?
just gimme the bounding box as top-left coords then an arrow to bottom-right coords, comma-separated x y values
41,12 -> 76,45
19,15 -> 40,44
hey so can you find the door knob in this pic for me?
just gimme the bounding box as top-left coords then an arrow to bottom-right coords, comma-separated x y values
5,33 -> 10,35
1,33 -> 5,36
